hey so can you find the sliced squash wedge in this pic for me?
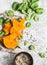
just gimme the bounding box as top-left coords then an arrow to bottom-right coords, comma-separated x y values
11,18 -> 26,31
3,35 -> 19,49
3,22 -> 11,35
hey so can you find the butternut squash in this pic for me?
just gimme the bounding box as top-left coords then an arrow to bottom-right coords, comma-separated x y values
20,19 -> 25,25
0,18 -> 26,49
10,27 -> 22,37
0,38 -> 3,42
11,18 -> 26,31
3,35 -> 19,49
3,22 -> 11,35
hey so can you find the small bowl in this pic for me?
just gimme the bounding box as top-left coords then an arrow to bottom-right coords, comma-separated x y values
14,52 -> 33,65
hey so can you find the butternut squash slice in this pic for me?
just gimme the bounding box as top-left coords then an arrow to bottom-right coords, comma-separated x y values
3,35 -> 19,49
11,18 -> 26,31
10,27 -> 22,37
3,22 -> 11,35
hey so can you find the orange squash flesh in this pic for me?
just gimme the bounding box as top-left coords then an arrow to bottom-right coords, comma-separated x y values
10,27 -> 22,37
20,19 -> 25,25
3,22 -> 11,35
0,38 -> 3,42
11,18 -> 26,31
0,18 -> 26,49
3,36 -> 19,49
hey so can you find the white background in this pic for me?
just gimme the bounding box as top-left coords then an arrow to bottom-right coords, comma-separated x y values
0,0 -> 47,65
